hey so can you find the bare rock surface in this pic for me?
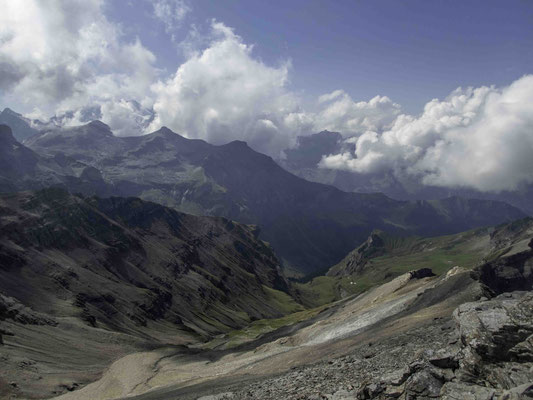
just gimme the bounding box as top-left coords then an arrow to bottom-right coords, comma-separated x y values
353,292 -> 533,399
104,269 -> 478,400
175,291 -> 533,400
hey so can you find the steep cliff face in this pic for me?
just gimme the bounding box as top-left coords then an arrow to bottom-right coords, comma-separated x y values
353,291 -> 533,400
473,218 -> 533,295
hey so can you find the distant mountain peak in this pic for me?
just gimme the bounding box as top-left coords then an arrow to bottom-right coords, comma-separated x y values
225,140 -> 249,148
87,120 -> 111,131
153,126 -> 181,138
147,127 -> 192,144
17,120 -> 527,275
1,107 -> 20,116
0,109 -> 40,142
317,129 -> 341,136
282,130 -> 344,170
158,126 -> 174,133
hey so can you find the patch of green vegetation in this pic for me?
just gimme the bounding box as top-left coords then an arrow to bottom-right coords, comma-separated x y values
201,227 -> 500,350
294,276 -> 337,306
294,275 -> 370,308
205,304 -> 330,349
200,226 -> 503,350
297,228 -> 490,308
196,311 -> 236,333
262,285 -> 305,314
195,286 -> 311,349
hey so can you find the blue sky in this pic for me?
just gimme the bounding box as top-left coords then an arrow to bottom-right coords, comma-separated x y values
108,0 -> 533,113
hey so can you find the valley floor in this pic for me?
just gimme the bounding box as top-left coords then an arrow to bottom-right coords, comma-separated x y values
154,319 -> 454,400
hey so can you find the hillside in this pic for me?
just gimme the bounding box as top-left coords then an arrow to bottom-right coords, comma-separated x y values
294,218 -> 533,308
0,188 -> 302,398
0,196 -> 531,399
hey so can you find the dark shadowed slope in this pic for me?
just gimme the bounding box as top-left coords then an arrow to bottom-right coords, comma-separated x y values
0,188 -> 296,338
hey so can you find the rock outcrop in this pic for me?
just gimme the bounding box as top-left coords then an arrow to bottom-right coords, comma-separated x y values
0,294 -> 57,327
473,246 -> 533,296
358,291 -> 533,399
328,231 -> 387,277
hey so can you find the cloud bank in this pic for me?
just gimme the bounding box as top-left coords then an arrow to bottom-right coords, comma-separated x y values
1,1 -> 533,191
315,91 -> 401,136
320,75 -> 533,192
0,0 -> 159,136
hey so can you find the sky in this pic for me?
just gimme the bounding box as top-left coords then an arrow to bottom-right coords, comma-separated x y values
105,0 -> 533,113
1,0 -> 533,192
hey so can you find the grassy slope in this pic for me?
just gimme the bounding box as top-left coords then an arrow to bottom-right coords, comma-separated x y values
294,228 -> 490,308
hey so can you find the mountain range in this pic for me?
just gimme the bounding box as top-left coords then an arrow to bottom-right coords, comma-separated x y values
2,208 -> 530,399
0,117 -> 527,275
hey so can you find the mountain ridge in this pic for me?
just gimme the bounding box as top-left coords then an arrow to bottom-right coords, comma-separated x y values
0,120 -> 527,275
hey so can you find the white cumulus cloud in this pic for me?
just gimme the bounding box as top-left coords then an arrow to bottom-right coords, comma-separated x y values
148,21 -> 305,157
314,90 -> 402,137
0,0 -> 158,135
320,75 -> 533,192
2,2 -> 533,192
151,0 -> 191,39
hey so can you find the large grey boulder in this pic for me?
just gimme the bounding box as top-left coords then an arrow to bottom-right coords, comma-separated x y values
453,292 -> 533,363
357,292 -> 533,399
440,382 -> 496,400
